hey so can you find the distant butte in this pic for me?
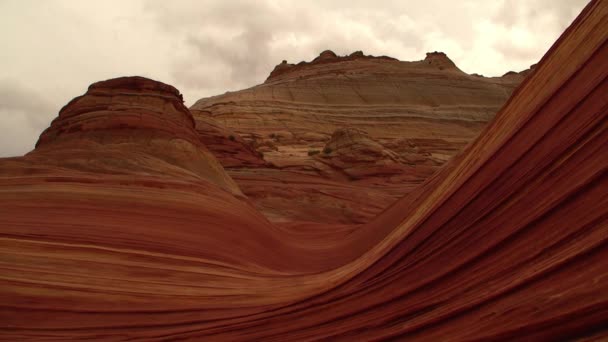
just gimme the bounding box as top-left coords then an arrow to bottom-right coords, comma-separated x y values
191,49 -> 529,223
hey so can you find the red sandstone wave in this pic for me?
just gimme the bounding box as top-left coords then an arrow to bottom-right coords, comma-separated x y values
0,0 -> 606,340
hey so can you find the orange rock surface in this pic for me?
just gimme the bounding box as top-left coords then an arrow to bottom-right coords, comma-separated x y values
0,0 -> 606,340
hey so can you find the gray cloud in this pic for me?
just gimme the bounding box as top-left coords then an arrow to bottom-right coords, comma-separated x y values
0,0 -> 590,157
494,0 -> 589,27
490,0 -> 589,68
143,0 -> 589,96
0,80 -> 55,156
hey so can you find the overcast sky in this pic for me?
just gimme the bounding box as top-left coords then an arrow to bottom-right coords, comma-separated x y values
0,0 -> 588,157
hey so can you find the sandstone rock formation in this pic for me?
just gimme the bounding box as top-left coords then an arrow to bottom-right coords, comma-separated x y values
28,76 -> 242,196
191,46 -> 530,223
0,0 -> 606,340
318,127 -> 413,180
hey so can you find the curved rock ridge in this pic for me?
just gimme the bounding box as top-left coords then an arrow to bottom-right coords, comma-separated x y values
192,49 -> 528,223
313,49 -> 338,61
1,1 -> 606,340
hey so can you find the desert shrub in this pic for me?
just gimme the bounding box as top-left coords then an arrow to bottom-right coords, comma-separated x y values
323,147 -> 333,154
308,149 -> 320,156
228,135 -> 235,141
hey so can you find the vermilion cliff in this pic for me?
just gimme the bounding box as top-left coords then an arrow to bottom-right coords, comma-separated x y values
0,0 -> 607,340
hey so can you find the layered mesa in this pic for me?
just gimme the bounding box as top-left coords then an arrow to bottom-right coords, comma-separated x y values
0,0 -> 607,340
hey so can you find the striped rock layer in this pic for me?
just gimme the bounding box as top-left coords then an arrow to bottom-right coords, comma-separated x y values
0,0 -> 606,340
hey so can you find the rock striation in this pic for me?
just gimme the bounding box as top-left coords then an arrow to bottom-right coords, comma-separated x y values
0,0 -> 606,340
191,49 -> 529,223
193,113 -> 268,168
318,127 -> 413,180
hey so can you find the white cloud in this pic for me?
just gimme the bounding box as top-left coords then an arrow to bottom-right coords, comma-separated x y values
0,0 -> 589,157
